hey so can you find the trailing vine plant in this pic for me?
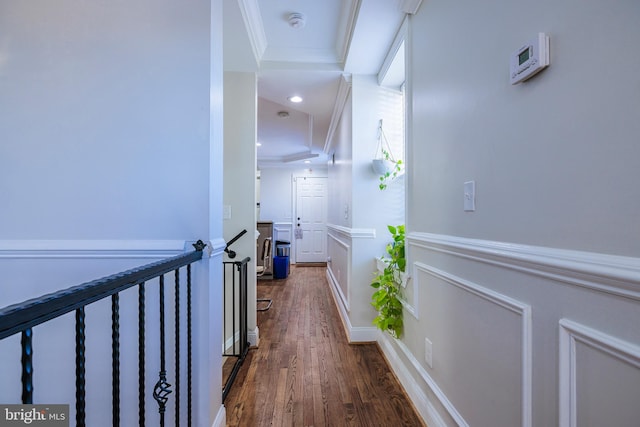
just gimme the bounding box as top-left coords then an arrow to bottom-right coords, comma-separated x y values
370,224 -> 406,339
373,120 -> 403,190
378,150 -> 403,190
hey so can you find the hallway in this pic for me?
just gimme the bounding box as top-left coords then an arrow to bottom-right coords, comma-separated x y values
224,265 -> 425,426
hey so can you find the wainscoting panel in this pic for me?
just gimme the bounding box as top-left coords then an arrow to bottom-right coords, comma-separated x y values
373,232 -> 640,427
559,319 -> 640,427
326,229 -> 351,311
325,224 -> 379,343
413,263 -> 532,427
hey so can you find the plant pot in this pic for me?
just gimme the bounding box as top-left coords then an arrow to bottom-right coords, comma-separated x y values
372,158 -> 395,175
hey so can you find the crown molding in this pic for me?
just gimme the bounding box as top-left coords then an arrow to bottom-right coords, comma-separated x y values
336,0 -> 361,65
238,0 -> 267,64
323,74 -> 352,153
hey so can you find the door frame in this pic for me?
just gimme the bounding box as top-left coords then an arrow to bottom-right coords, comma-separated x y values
291,174 -> 328,264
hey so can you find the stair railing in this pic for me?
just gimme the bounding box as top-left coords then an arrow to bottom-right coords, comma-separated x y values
0,240 -> 207,427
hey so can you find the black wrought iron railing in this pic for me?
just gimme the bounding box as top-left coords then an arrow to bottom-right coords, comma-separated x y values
0,240 -> 206,427
222,257 -> 250,402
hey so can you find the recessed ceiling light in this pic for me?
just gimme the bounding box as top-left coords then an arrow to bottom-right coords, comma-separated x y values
256,142 -> 262,147
304,160 -> 311,164
288,95 -> 303,103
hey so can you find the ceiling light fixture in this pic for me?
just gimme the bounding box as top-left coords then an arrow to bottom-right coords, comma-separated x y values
256,142 -> 262,147
288,95 -> 303,103
287,12 -> 306,29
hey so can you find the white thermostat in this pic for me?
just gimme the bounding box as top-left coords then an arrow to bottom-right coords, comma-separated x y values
510,33 -> 550,84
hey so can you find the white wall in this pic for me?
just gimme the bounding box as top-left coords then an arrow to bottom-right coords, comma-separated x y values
0,1 -> 211,240
384,2 -> 640,426
259,166 -> 328,260
327,88 -> 353,228
326,74 -> 406,338
0,1 -> 225,425
408,0 -> 640,256
223,72 -> 258,344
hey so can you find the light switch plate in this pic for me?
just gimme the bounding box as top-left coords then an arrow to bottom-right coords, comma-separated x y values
464,181 -> 476,211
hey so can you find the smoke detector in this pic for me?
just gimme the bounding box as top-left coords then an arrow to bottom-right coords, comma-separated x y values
288,13 -> 306,29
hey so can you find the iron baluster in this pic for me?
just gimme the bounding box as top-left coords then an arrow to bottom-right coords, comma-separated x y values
112,293 -> 121,427
75,308 -> 86,426
21,328 -> 33,404
153,275 -> 171,427
174,269 -> 180,427
187,264 -> 193,427
138,283 -> 146,427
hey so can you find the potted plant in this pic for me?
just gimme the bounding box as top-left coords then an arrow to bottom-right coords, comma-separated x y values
372,120 -> 403,190
374,150 -> 403,190
370,224 -> 405,339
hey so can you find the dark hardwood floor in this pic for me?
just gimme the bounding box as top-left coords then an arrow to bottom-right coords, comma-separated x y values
224,265 -> 425,427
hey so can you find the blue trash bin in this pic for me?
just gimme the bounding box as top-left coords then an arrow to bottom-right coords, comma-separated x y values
273,255 -> 290,279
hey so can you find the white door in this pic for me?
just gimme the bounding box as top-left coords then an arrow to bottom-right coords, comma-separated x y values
295,177 -> 327,263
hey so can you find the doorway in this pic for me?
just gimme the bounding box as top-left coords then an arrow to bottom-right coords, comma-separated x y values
294,176 -> 327,263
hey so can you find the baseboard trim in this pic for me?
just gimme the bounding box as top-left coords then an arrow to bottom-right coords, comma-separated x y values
212,404 -> 226,427
325,269 -> 378,343
248,326 -> 260,347
378,332 -> 466,427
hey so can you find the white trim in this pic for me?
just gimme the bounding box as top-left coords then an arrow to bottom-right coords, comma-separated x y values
327,233 -> 352,312
324,74 -> 353,154
416,263 -> 533,427
248,326 -> 260,347
0,239 -> 198,259
559,319 -> 640,427
237,0 -> 266,64
327,223 -> 376,239
378,16 -> 408,86
209,237 -> 227,258
408,232 -> 640,301
325,269 -> 378,343
326,263 -> 350,312
212,405 -> 226,427
378,332 -> 463,427
335,1 -> 360,65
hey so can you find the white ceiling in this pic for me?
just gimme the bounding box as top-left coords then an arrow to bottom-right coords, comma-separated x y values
223,0 -> 414,167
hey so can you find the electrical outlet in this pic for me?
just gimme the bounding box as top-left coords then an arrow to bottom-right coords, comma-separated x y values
425,338 -> 433,368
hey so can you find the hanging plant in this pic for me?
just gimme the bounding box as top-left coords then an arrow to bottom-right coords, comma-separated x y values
370,224 -> 405,339
372,120 -> 403,190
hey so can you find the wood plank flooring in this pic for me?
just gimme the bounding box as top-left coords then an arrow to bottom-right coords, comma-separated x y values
224,265 -> 425,427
